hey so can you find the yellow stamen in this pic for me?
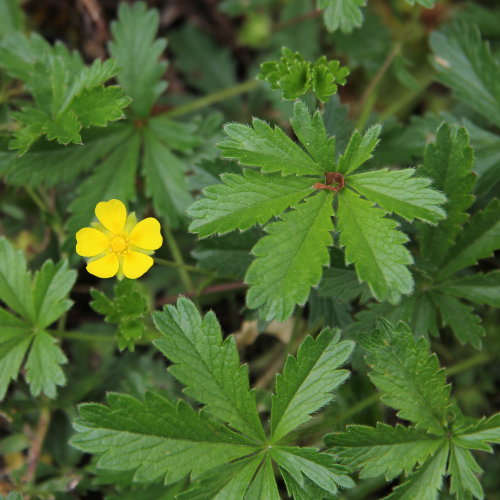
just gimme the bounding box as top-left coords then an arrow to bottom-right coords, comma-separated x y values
110,235 -> 128,254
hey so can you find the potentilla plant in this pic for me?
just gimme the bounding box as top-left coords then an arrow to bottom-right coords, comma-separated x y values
0,1 -> 499,499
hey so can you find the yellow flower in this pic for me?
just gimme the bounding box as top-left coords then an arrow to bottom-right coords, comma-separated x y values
76,199 -> 162,279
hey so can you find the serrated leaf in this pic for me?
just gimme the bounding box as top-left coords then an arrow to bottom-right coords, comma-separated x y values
245,457 -> 280,500
1,124 -> 133,187
430,22 -> 500,128
272,447 -> 354,495
219,118 -> 323,176
188,170 -> 313,237
71,86 -> 130,127
348,168 -> 446,224
383,442 -> 449,500
271,328 -> 353,443
336,124 -> 381,175
326,423 -> 444,480
337,188 -> 413,304
290,101 -> 335,171
453,413 -> 500,450
317,0 -> 366,33
33,260 -> 76,329
109,2 -> 167,117
417,124 -> 476,264
143,128 -> 192,228
443,272 -> 500,308
437,199 -> 500,279
67,129 -> 140,233
360,320 -> 450,435
25,330 -> 67,398
318,268 -> 370,302
246,190 -> 334,321
71,392 -> 257,484
152,298 -> 265,441
448,445 -> 483,500
178,455 -> 264,500
0,331 -> 33,400
0,237 -> 35,322
431,292 -> 484,348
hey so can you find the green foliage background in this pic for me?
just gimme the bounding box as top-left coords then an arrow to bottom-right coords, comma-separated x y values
1,0 -> 500,499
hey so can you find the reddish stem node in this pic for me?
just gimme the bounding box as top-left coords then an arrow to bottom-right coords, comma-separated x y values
313,172 -> 345,192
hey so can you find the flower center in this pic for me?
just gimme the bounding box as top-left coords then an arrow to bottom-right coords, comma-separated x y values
110,235 -> 128,254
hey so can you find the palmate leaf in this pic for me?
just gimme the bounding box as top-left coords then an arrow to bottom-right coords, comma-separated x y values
336,124 -> 381,175
245,190 -> 334,321
417,123 -> 476,265
359,320 -> 450,435
430,21 -> 500,128
438,271 -> 500,308
448,445 -> 483,500
71,392 -> 258,484
348,168 -> 446,224
109,1 -> 167,117
0,238 -> 76,399
188,170 -> 313,237
327,423 -> 445,480
153,298 -> 265,441
317,0 -> 366,33
437,199 -> 500,279
271,329 -> 354,443
337,188 -> 413,304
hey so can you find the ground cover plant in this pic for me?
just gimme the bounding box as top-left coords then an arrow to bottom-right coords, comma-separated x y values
0,0 -> 500,498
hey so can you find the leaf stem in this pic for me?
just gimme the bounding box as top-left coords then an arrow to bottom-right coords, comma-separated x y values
153,257 -> 216,277
162,79 -> 260,119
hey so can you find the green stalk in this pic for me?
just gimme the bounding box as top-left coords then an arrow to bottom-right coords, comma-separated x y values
162,79 -> 260,118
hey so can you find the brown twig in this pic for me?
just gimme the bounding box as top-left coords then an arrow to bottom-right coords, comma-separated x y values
23,405 -> 51,484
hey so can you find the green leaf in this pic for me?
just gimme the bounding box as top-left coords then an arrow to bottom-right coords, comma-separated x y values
71,392 -> 258,484
271,328 -> 354,443
245,190 -> 334,321
360,320 -> 450,435
143,128 -> 192,228
384,442 -> 449,500
258,49 -> 348,102
290,101 -> 335,171
67,129 -> 140,233
0,237 -> 35,322
430,22 -> 500,128
405,0 -> 435,6
326,423 -> 445,480
431,292 -> 484,349
90,280 -> 149,351
109,2 -> 167,117
448,445 -> 483,500
317,0 -> 366,33
33,260 -> 77,329
25,330 -> 67,398
152,298 -> 265,441
219,118 -> 323,176
187,170 -> 313,237
437,199 -> 500,279
348,168 -> 446,224
272,446 -> 354,495
318,268 -> 370,302
0,0 -> 24,36
336,124 -> 381,175
1,124 -> 133,187
245,457 -> 280,500
0,330 -> 32,400
453,413 -> 500,450
337,188 -> 413,304
71,86 -> 129,127
417,124 -> 476,265
178,455 -> 264,500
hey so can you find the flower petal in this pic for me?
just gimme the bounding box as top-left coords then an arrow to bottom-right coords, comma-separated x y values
129,217 -> 163,250
122,251 -> 153,279
86,253 -> 119,278
95,199 -> 127,234
76,227 -> 109,257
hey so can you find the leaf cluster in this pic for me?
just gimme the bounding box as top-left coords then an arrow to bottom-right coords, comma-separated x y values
258,47 -> 349,102
189,100 -> 446,321
327,319 -> 500,500
72,298 -> 355,499
0,237 -> 76,399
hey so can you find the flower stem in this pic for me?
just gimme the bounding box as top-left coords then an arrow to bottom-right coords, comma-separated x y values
154,257 -> 215,277
161,79 -> 260,118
